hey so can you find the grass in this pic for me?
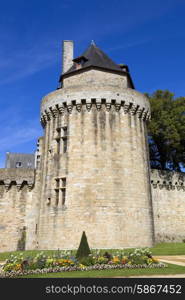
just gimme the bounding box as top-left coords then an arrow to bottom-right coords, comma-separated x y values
0,242 -> 185,261
150,243 -> 185,255
20,263 -> 185,278
0,249 -> 66,261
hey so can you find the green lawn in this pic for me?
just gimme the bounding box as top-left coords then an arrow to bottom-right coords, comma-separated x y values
0,249 -> 66,261
0,242 -> 185,261
20,263 -> 185,278
150,243 -> 185,255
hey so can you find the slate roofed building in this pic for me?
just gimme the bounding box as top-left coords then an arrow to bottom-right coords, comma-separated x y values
5,152 -> 35,169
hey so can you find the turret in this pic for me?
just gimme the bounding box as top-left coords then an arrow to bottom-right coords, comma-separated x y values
37,41 -> 154,249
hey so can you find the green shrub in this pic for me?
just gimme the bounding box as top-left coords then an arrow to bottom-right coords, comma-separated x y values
33,252 -> 47,269
103,251 -> 112,260
129,255 -> 148,265
95,256 -> 109,264
76,231 -> 91,259
78,256 -> 95,266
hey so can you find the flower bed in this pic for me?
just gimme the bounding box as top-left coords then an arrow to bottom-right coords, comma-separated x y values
0,248 -> 166,278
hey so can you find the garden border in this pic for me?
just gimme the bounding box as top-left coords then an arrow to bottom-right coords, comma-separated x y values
0,262 -> 166,278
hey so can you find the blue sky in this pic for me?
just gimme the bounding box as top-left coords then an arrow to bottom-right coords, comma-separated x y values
0,0 -> 185,167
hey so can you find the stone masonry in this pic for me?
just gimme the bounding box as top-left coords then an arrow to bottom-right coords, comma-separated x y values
0,41 -> 184,252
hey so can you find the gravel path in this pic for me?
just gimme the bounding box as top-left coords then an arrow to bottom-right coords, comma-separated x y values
154,255 -> 185,267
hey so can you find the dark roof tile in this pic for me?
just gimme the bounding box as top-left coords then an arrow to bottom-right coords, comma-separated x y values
60,42 -> 134,88
65,43 -> 122,74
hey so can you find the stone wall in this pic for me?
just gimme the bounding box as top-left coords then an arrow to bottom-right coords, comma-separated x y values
0,169 -> 35,252
63,68 -> 128,90
37,67 -> 154,249
1,65 -> 184,252
151,169 -> 185,243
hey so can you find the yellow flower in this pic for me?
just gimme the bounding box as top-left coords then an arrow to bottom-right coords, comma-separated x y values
79,264 -> 85,269
147,258 -> 153,265
112,256 -> 120,264
14,264 -> 21,271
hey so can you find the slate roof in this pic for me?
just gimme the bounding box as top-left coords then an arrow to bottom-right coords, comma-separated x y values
67,43 -> 122,73
60,43 -> 134,88
5,153 -> 35,169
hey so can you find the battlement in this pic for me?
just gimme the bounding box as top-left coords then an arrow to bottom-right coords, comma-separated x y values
0,168 -> 35,191
150,169 -> 185,191
41,96 -> 151,128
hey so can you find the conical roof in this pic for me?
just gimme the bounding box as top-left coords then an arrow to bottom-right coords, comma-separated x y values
60,42 -> 134,88
69,43 -> 122,73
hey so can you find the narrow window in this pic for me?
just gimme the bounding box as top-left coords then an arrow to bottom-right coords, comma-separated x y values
55,190 -> 59,206
57,139 -> 60,154
56,179 -> 60,188
63,137 -> 67,153
61,178 -> 66,187
61,177 -> 66,205
35,224 -> 38,234
62,127 -> 68,153
55,179 -> 60,206
63,126 -> 67,137
61,188 -> 66,205
56,128 -> 61,154
55,178 -> 66,206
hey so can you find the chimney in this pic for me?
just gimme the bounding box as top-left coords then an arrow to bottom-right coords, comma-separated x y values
62,40 -> 74,74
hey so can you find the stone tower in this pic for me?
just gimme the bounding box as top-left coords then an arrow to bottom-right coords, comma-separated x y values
35,40 -> 154,249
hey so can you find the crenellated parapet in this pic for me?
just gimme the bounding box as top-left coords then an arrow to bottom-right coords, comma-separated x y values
0,168 -> 35,192
150,169 -> 185,191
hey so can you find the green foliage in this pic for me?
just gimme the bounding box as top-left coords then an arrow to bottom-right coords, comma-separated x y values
126,248 -> 152,265
94,256 -> 109,264
146,90 -> 185,171
76,231 -> 91,259
103,251 -> 113,260
2,247 -> 164,275
78,256 -> 95,266
33,252 -> 47,269
1,243 -> 185,261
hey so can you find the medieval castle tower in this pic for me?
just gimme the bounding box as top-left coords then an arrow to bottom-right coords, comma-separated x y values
0,41 -> 184,252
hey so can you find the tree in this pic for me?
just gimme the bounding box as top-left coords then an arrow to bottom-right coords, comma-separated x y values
146,90 -> 185,172
76,231 -> 91,259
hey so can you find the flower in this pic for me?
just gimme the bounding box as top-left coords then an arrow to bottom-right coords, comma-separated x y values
79,264 -> 85,269
121,257 -> 128,265
112,256 -> 120,264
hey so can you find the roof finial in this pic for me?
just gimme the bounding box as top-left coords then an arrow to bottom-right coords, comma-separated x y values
91,40 -> 96,46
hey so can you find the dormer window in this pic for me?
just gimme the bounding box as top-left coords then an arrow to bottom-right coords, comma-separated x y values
73,56 -> 88,70
16,162 -> 22,168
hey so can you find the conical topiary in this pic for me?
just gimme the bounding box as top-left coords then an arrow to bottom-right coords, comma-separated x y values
76,231 -> 91,259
